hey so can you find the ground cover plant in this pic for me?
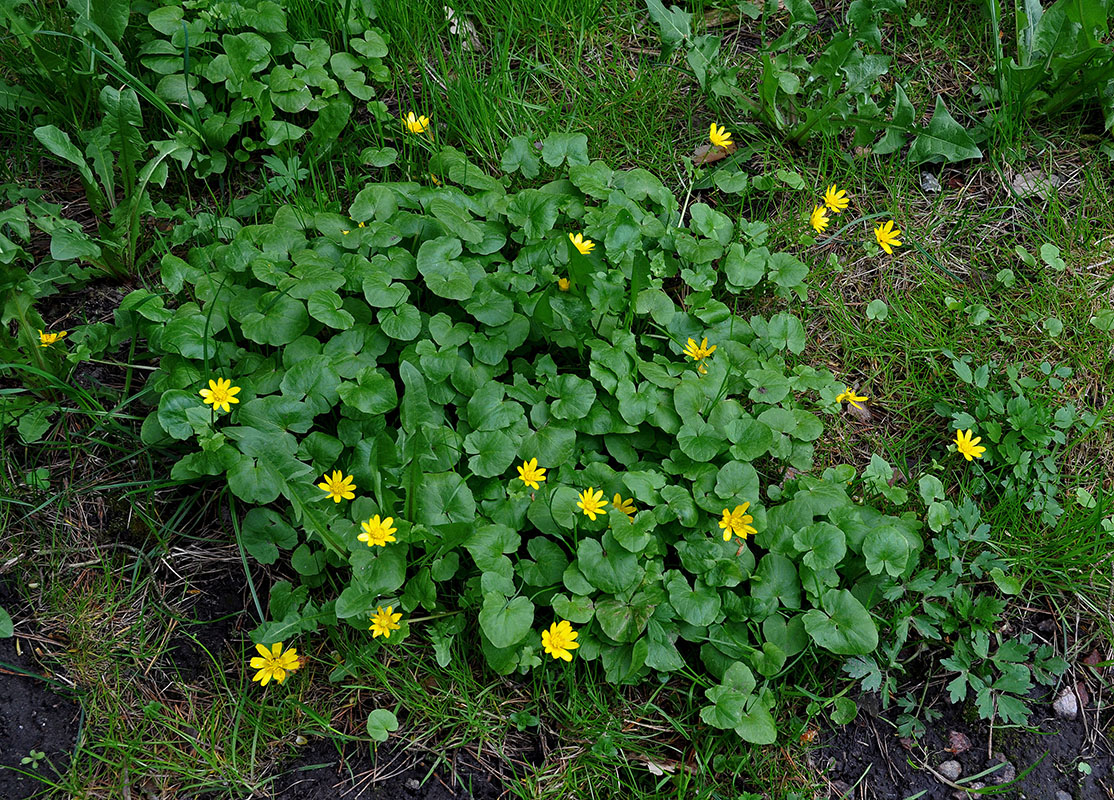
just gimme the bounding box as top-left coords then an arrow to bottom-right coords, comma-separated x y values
2,0 -> 1114,798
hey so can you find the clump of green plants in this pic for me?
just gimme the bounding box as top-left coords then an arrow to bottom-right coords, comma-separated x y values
934,352 -> 1093,525
644,0 -> 982,163
845,462 -> 1069,732
138,0 -> 391,177
115,128 -> 947,742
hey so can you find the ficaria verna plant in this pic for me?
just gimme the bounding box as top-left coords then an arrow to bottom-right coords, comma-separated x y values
122,133 -> 933,743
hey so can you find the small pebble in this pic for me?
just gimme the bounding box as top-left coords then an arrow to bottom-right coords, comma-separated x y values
405,778 -> 421,790
989,760 -> 1015,784
1055,792 -> 1072,800
1052,688 -> 1079,720
937,760 -> 962,781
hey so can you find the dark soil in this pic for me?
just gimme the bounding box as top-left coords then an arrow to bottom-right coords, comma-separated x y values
262,740 -> 503,800
819,686 -> 1112,799
0,580 -> 81,800
163,568 -> 253,683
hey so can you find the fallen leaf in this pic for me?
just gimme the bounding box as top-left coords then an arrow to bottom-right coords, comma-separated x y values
920,171 -> 942,193
693,142 -> 736,165
1011,169 -> 1062,200
947,730 -> 971,754
1082,649 -> 1101,667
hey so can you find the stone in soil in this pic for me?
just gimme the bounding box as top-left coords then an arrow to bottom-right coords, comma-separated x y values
1053,688 -> 1079,720
937,760 -> 962,781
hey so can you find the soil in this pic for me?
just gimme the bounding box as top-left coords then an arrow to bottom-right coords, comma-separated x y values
0,580 -> 81,800
263,740 -> 504,800
818,687 -> 1113,799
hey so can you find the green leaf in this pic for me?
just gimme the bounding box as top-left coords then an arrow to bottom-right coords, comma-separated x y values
724,244 -> 765,289
502,135 -> 540,179
677,420 -> 727,461
577,534 -> 642,594
907,96 -> 982,165
240,293 -> 310,345
803,589 -> 878,655
540,132 -> 589,167
666,573 -> 721,626
307,290 -> 355,329
793,522 -> 846,571
240,508 -> 298,565
34,126 -> 95,187
595,598 -> 653,643
228,455 -> 285,504
224,32 -> 271,79
416,237 -> 473,300
645,0 -> 692,49
865,299 -> 888,321
478,593 -> 534,648
766,252 -> 808,288
506,189 -> 560,240
715,461 -> 760,501
874,83 -> 914,155
337,369 -> 398,414
863,526 -> 911,577
549,374 -> 596,420
0,606 -> 11,638
464,429 -> 517,478
367,709 -> 399,742
378,304 -> 421,341
418,471 -> 476,527
158,390 -> 203,440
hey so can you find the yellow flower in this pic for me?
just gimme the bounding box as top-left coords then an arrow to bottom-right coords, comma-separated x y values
541,620 -> 579,661
874,220 -> 903,255
709,122 -> 733,148
824,184 -> 849,213
199,378 -> 241,413
38,329 -> 68,347
250,642 -> 301,687
358,515 -> 397,547
318,470 -> 356,503
341,229 -> 350,235
557,277 -> 570,291
612,494 -> 636,519
404,112 -> 429,134
577,487 -> 607,521
809,205 -> 830,234
569,232 -> 595,255
718,503 -> 756,542
682,336 -> 717,368
358,221 -> 366,228
954,429 -> 986,461
370,606 -> 403,638
835,387 -> 869,410
430,174 -> 441,186
516,458 -> 547,490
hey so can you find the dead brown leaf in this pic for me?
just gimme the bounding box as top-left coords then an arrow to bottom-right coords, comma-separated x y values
693,142 -> 736,166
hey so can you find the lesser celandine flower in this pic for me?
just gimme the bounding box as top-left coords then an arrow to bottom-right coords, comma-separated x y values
38,330 -> 67,347
954,429 -> 986,461
358,515 -> 397,547
874,220 -> 902,254
569,233 -> 595,255
718,503 -> 756,542
369,606 -> 403,638
557,277 -> 570,291
404,112 -> 430,134
250,642 -> 301,687
612,494 -> 636,519
516,458 -> 547,490
577,487 -> 607,520
835,387 -> 868,410
809,205 -> 830,234
682,337 -> 717,374
824,184 -> 849,213
199,378 -> 241,413
709,123 -> 733,148
318,470 -> 356,503
541,620 -> 579,661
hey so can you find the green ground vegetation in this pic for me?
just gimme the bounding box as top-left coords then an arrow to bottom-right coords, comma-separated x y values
1,0 -> 1112,798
